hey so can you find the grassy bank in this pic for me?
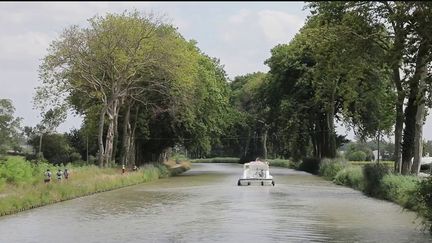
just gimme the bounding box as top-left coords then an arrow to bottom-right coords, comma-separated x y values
0,156 -> 190,217
303,158 -> 431,232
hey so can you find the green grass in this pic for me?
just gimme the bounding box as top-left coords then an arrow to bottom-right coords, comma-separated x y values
333,166 -> 364,190
319,158 -> 347,180
0,156 -> 190,217
380,174 -> 420,210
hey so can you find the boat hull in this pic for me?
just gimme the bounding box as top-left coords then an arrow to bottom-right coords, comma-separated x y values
237,178 -> 275,186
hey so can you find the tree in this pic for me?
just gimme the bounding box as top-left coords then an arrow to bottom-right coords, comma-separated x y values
262,9 -> 393,162
37,11 -> 233,166
35,107 -> 67,155
307,1 -> 432,175
28,133 -> 78,165
0,99 -> 22,154
38,11 -> 173,166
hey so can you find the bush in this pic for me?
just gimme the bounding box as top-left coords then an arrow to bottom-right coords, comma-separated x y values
380,174 -> 420,209
363,163 -> 390,196
69,152 -> 82,162
88,155 -> 97,164
418,177 -> 432,233
347,151 -> 367,161
0,157 -> 34,185
299,157 -> 320,174
319,158 -> 347,180
334,166 -> 364,190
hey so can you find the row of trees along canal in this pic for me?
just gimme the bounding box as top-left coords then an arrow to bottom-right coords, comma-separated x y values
33,2 -> 432,176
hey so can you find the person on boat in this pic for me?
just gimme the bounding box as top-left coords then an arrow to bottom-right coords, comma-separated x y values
44,169 -> 52,183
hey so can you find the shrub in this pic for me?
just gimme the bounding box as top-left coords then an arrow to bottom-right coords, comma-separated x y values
418,177 -> 432,232
299,157 -> 320,174
334,166 -> 364,190
380,174 -> 420,209
347,151 -> 367,161
319,158 -> 347,180
0,157 -> 34,184
69,152 -> 82,162
363,163 -> 390,197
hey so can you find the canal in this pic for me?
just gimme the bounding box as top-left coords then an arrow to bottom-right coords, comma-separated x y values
0,163 -> 429,242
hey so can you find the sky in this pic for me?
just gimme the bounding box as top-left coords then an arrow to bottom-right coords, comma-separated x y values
1,1 -> 432,141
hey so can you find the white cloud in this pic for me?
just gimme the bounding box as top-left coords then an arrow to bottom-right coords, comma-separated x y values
228,9 -> 251,24
220,9 -> 304,46
215,9 -> 305,79
0,32 -> 52,59
257,10 -> 304,44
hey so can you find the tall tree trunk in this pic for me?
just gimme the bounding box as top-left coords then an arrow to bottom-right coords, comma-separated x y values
98,106 -> 107,167
388,21 -> 405,173
129,107 -> 139,165
104,99 -> 119,166
262,125 -> 268,160
121,104 -> 132,166
412,100 -> 425,175
322,104 -> 336,158
243,130 -> 251,158
401,88 -> 418,174
104,118 -> 114,166
411,42 -> 428,175
38,133 -> 43,154
112,99 -> 120,163
394,70 -> 404,174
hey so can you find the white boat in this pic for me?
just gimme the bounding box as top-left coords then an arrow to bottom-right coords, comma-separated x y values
237,159 -> 275,186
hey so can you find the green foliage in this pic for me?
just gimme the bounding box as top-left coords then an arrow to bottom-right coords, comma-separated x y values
347,151 -> 367,161
333,166 -> 364,190
0,99 -> 22,154
299,157 -> 320,174
0,156 -> 34,185
418,177 -> 432,232
363,163 -> 390,196
380,174 -> 420,209
65,128 -> 97,163
343,142 -> 374,161
69,152 -> 82,162
29,133 -> 78,165
319,158 -> 347,180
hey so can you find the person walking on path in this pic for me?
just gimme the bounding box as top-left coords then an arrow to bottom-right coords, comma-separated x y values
56,169 -> 63,181
122,164 -> 126,174
64,168 -> 69,180
44,169 -> 52,183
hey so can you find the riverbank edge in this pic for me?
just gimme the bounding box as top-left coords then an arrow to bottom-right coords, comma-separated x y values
0,162 -> 190,217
